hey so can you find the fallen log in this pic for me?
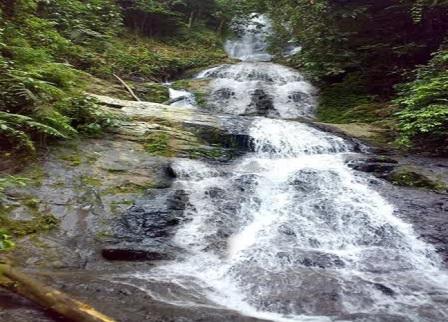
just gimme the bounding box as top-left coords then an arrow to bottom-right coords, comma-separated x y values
0,263 -> 116,322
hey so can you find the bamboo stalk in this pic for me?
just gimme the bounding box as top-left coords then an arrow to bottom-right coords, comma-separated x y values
0,264 -> 116,322
113,73 -> 141,102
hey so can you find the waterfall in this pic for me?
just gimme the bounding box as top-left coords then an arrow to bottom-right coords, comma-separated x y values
121,15 -> 448,322
224,14 -> 273,62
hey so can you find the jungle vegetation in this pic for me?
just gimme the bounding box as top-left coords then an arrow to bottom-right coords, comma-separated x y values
0,0 -> 243,154
260,0 -> 448,154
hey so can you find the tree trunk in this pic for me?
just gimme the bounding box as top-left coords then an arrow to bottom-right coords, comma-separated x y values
188,11 -> 195,29
0,264 -> 116,322
217,17 -> 226,35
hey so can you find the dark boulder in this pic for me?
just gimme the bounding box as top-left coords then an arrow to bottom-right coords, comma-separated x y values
248,89 -> 276,116
102,247 -> 174,261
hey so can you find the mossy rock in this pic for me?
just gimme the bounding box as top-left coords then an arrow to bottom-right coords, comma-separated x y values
133,83 -> 169,103
84,75 -> 132,100
0,196 -> 59,239
103,182 -> 152,195
171,79 -> 211,108
386,168 -> 447,192
144,132 -> 175,157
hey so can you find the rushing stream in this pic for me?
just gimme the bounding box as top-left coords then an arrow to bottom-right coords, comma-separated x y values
122,15 -> 448,322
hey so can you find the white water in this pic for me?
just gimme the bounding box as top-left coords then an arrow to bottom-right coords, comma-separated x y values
197,62 -> 316,118
167,87 -> 197,108
122,15 -> 448,322
225,14 -> 273,62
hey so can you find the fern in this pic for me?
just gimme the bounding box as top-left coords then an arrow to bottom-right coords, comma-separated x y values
0,119 -> 35,151
0,111 -> 74,151
39,111 -> 78,137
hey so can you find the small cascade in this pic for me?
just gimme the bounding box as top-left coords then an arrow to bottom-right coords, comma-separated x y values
168,87 -> 197,108
197,63 -> 316,118
224,14 -> 273,62
163,82 -> 197,108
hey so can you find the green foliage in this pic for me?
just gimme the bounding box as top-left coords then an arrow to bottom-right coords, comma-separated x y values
265,0 -> 448,91
56,96 -> 118,136
0,175 -> 30,251
0,229 -> 14,251
387,168 -> 447,191
0,175 -> 29,203
0,111 -> 72,151
317,74 -> 375,123
0,0 -> 227,153
260,0 -> 448,153
144,132 -> 173,157
395,47 -> 448,152
89,27 -> 226,80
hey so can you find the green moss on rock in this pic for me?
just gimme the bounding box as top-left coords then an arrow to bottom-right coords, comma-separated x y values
144,132 -> 175,157
386,168 -> 447,192
0,196 -> 59,239
133,83 -> 170,103
60,154 -> 83,167
103,183 -> 151,195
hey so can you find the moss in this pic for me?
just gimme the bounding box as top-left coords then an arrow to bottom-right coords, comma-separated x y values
195,92 -> 208,108
0,197 -> 59,238
95,231 -> 113,240
80,175 -> 102,187
51,181 -> 66,188
20,165 -> 45,187
188,147 -> 228,160
22,197 -> 40,210
60,154 -> 82,167
109,199 -> 135,214
0,214 -> 59,237
144,132 -> 175,157
133,83 -> 169,103
103,183 -> 151,195
171,79 -> 210,108
171,80 -> 191,90
387,168 -> 447,191
316,73 -> 397,124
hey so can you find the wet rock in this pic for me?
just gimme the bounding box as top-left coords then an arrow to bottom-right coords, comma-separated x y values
183,122 -> 252,154
372,282 -> 395,296
234,174 -> 259,192
335,313 -> 410,322
277,250 -> 345,269
346,155 -> 398,177
289,168 -> 341,192
350,162 -> 397,174
278,224 -> 296,236
102,246 -> 174,261
385,168 -> 447,192
234,266 -> 344,316
248,89 -> 276,116
165,164 -> 177,178
114,189 -> 189,242
288,91 -> 309,103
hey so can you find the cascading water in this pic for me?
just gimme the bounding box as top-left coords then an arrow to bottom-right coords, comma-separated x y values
164,83 -> 197,108
224,14 -> 273,62
120,15 -> 448,322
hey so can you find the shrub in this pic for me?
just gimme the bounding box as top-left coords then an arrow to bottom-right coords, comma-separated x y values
395,46 -> 448,153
